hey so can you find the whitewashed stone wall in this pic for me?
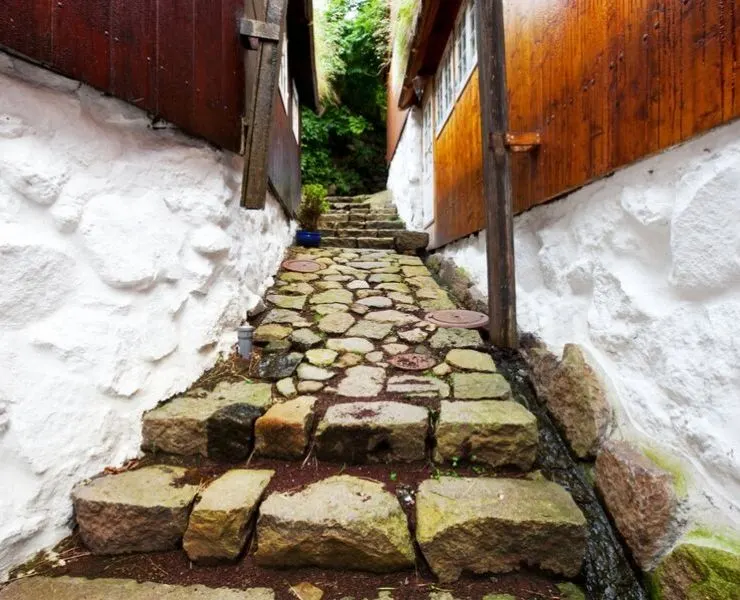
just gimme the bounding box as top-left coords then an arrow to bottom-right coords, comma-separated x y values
0,53 -> 295,578
387,108 -> 423,230
388,117 -> 740,531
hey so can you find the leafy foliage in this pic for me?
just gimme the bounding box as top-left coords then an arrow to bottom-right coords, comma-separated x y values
302,0 -> 390,196
298,183 -> 329,231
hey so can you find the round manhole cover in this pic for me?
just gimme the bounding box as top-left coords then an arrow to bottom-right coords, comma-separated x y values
425,309 -> 489,329
282,259 -> 322,273
388,353 -> 437,371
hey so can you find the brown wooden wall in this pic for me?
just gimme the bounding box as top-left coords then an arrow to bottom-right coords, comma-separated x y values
427,0 -> 740,246
432,69 -> 484,248
268,97 -> 302,216
0,0 -> 246,153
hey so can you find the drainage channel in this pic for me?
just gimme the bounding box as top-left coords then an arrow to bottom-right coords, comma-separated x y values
491,345 -> 649,600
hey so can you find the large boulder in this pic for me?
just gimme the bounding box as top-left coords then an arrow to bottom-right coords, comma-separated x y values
72,466 -> 198,554
650,543 -> 740,600
595,441 -> 679,569
183,470 -> 274,563
434,401 -> 538,469
254,475 -> 415,572
254,396 -> 317,459
141,382 -> 271,460
315,401 -> 428,463
416,477 -> 587,582
526,343 -> 610,459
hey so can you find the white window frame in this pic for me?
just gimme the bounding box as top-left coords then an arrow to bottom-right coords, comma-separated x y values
433,0 -> 479,137
278,37 -> 289,113
291,79 -> 300,142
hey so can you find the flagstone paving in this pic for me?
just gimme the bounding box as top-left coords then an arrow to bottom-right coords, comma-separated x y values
5,239 -> 588,600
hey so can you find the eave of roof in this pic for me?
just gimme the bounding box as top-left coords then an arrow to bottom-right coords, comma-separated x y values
288,0 -> 320,112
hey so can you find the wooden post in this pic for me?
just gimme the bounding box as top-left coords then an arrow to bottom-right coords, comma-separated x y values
241,0 -> 289,209
476,0 -> 517,348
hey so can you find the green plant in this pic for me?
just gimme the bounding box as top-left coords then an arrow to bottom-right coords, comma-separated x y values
298,184 -> 329,231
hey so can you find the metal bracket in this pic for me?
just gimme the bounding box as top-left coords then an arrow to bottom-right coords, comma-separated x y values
239,18 -> 281,50
490,131 -> 541,155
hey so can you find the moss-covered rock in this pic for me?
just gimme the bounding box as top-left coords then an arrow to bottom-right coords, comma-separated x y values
650,543 -> 740,600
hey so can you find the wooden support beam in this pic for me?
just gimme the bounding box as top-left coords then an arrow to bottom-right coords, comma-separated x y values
476,0 -> 518,348
241,0 -> 288,209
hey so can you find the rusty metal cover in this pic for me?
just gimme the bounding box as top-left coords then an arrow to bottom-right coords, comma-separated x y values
388,353 -> 437,371
282,259 -> 322,273
425,309 -> 489,329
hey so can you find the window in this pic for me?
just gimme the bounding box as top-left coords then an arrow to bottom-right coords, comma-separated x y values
433,0 -> 479,135
278,37 -> 289,112
291,80 -> 300,141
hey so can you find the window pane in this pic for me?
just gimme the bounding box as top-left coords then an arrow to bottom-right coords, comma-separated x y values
468,0 -> 477,63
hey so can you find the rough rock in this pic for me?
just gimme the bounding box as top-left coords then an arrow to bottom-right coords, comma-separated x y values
327,338 -> 375,354
394,231 -> 429,251
280,272 -> 319,282
398,328 -> 427,343
276,378 -> 297,398
280,282 -> 314,295
316,401 -> 428,463
290,328 -> 323,350
336,353 -> 363,367
313,303 -> 350,316
366,351 -> 385,363
297,381 -> 324,393
310,289 -> 354,305
254,475 -> 415,571
357,289 -> 385,298
445,349 -> 496,372
526,344 -> 611,459
594,440 -> 679,569
72,466 -> 198,554
254,324 -> 293,342
254,397 -> 316,459
650,543 -> 740,600
432,363 -> 452,377
429,328 -> 483,350
416,477 -> 587,582
345,319 -> 393,340
365,310 -> 418,325
336,366 -> 386,397
434,401 -> 538,469
183,470 -> 274,562
297,364 -> 335,381
261,309 -> 311,326
555,583 -> 586,600
315,281 -> 342,290
387,375 -> 450,398
266,295 -> 307,310
369,274 -> 403,283
142,382 -> 271,458
383,343 -> 409,355
305,348 -> 338,366
347,279 -> 370,290
318,312 -> 356,334
0,577 -> 274,600
357,296 -> 394,308
257,352 -> 303,380
451,373 -> 512,400
376,282 -> 411,293
350,303 -> 370,315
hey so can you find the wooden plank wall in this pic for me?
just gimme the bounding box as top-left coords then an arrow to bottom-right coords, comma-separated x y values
430,0 -> 739,247
432,70 -> 485,248
268,97 -> 302,216
0,0 -> 246,153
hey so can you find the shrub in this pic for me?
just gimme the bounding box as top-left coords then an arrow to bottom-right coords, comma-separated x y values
298,184 -> 329,231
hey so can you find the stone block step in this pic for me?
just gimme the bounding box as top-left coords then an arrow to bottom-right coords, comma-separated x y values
0,577 -> 273,600
254,475 -> 415,572
322,237 -> 396,249
416,477 -> 588,582
315,401 -> 429,463
141,381 -> 272,460
72,465 -> 199,554
434,400 -> 538,469
183,469 -> 274,563
326,195 -> 370,204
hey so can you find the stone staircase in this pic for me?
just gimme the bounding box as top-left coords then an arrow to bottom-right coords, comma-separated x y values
1,247 -> 588,600
318,195 -> 429,252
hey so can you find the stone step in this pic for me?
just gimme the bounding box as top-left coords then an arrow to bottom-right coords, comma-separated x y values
315,401 -> 429,463
254,475 -> 415,572
434,400 -> 539,470
322,237 -> 395,249
415,477 -> 588,582
0,577 -> 273,600
141,381 -> 272,460
72,465 -> 199,554
326,195 -> 370,204
321,232 -> 428,251
328,202 -> 371,211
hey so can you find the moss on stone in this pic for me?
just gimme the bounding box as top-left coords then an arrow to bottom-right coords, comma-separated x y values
651,543 -> 740,600
556,582 -> 586,600
642,446 -> 689,497
687,527 -> 740,556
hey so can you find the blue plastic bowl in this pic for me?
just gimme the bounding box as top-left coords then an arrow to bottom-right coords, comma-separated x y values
296,230 -> 321,248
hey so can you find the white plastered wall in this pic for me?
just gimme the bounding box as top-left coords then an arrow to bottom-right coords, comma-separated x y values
0,53 -> 296,578
388,116 -> 740,532
387,108 -> 424,230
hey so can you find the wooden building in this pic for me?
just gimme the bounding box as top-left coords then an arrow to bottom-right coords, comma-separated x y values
0,0 -> 318,216
388,0 -> 740,250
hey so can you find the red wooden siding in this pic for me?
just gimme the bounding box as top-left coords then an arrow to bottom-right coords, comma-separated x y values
399,0 -> 740,247
0,0 -> 246,152
268,96 -> 302,216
